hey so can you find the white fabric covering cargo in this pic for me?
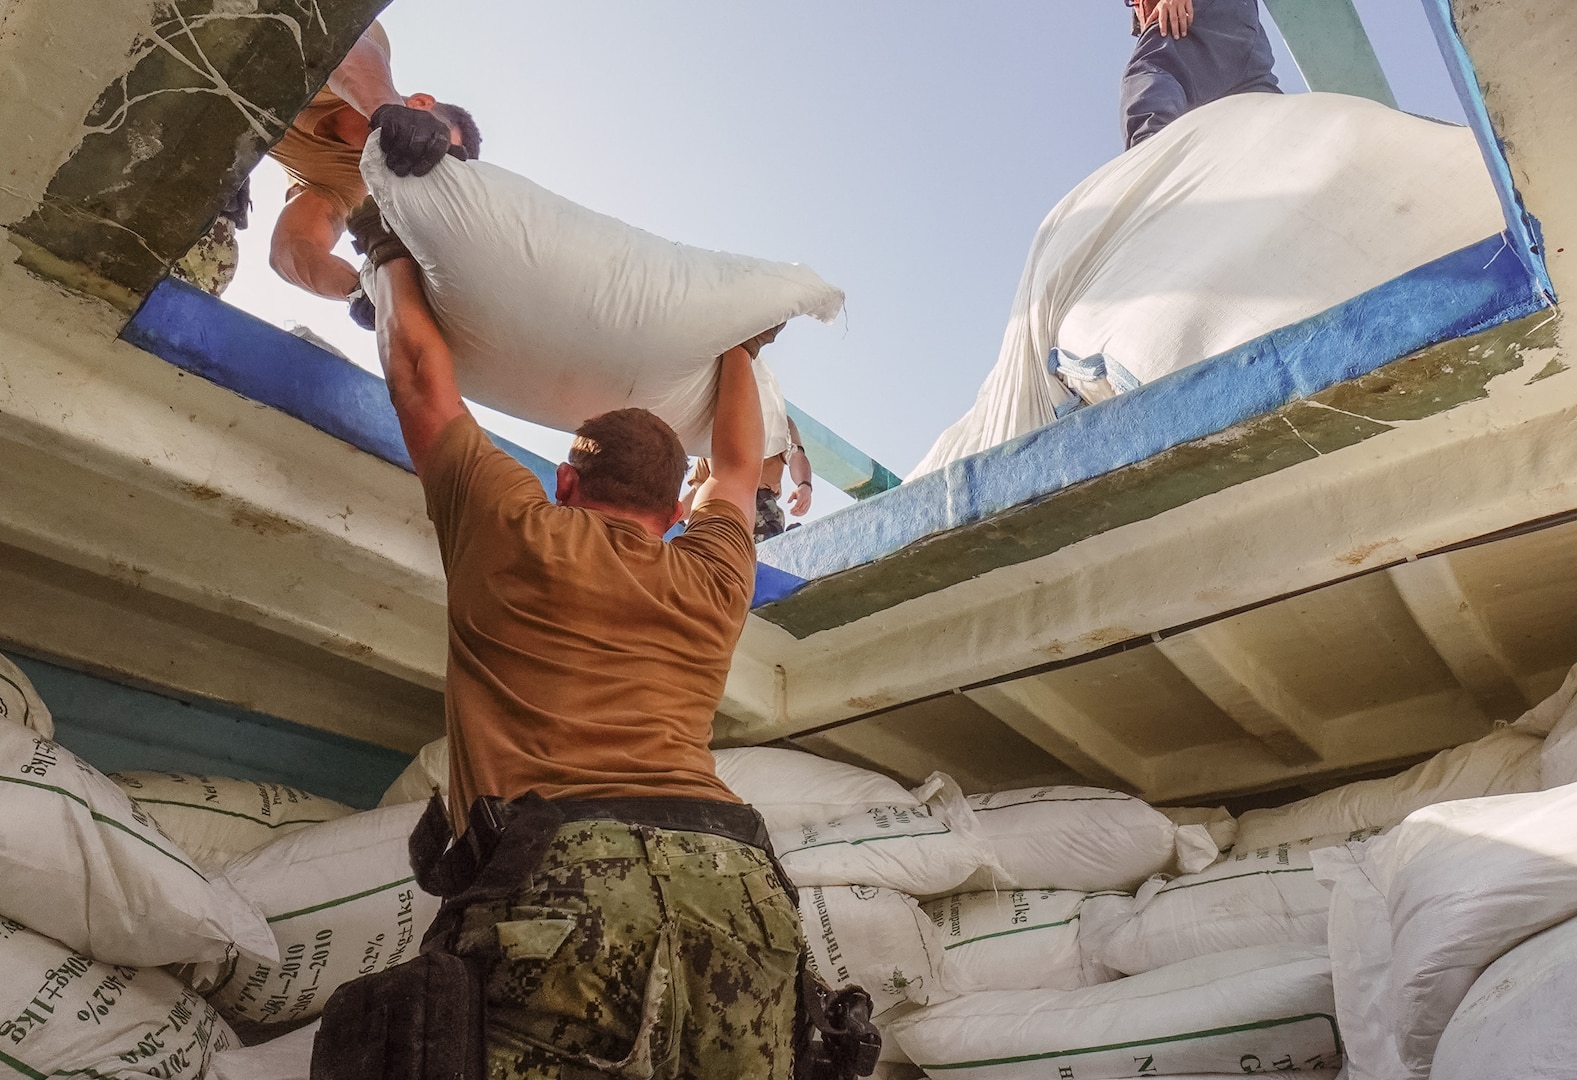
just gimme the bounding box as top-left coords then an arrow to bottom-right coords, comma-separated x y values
1431,913 -> 1577,1080
886,944 -> 1341,1079
1364,783 -> 1577,1080
910,92 -> 1506,477
361,145 -> 844,456
0,724 -> 275,969
0,916 -> 237,1079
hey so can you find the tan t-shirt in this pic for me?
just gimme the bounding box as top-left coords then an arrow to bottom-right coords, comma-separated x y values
268,22 -> 392,217
422,414 -> 753,826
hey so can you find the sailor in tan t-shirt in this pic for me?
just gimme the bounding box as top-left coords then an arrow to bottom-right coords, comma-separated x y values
264,23 -> 480,324
349,186 -> 802,1075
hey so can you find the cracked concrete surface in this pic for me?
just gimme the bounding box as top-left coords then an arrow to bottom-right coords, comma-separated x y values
2,0 -> 381,310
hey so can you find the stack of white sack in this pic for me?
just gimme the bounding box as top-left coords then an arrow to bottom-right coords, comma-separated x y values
0,710 -> 276,1077
1232,724 -> 1544,852
1090,832 -> 1380,976
886,943 -> 1341,1080
0,651 -> 53,737
111,771 -> 355,869
191,802 -> 440,1036
958,785 -> 1220,893
921,888 -> 1129,993
714,747 -> 991,897
361,143 -> 844,458
1509,658 -> 1577,787
208,1019 -> 320,1080
1313,782 -> 1577,1080
1432,910 -> 1577,1080
910,91 -> 1506,478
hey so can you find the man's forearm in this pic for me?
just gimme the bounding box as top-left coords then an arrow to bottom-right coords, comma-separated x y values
271,241 -> 360,300
325,35 -> 403,119
709,348 -> 765,476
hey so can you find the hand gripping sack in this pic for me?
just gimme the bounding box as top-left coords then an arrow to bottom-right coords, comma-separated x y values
113,771 -> 354,867
0,916 -> 237,1079
0,725 -> 275,969
361,145 -> 844,456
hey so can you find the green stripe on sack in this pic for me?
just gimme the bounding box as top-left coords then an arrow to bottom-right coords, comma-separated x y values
0,1045 -> 46,1080
131,797 -> 337,830
971,795 -> 1129,812
1157,867 -> 1312,895
0,775 -> 207,881
947,914 -> 1079,950
779,827 -> 952,856
918,1012 -> 1340,1070
267,876 -> 417,924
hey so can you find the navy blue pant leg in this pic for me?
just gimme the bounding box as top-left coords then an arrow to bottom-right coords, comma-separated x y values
1120,0 -> 1281,150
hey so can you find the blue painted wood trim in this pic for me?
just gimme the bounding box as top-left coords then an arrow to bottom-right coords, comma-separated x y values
9,653 -> 412,809
754,233 -> 1548,595
121,279 -> 559,494
784,401 -> 901,500
1423,0 -> 1556,304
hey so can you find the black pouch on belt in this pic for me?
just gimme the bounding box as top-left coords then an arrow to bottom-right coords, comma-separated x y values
309,949 -> 484,1080
793,962 -> 882,1080
310,794 -> 545,1080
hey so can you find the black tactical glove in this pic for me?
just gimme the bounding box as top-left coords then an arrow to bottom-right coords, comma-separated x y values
347,287 -> 377,331
345,196 -> 411,270
736,323 -> 786,360
369,103 -> 453,178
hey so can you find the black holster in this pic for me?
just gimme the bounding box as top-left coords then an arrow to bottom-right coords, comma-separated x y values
794,963 -> 883,1080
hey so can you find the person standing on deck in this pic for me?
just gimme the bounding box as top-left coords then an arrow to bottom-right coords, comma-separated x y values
349,199 -> 802,1076
683,417 -> 814,542
1121,0 -> 1281,150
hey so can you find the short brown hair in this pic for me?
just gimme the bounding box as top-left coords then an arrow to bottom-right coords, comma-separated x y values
569,409 -> 688,517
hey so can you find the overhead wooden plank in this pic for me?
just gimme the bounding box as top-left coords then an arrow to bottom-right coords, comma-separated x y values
1155,626 -> 1324,766
1388,556 -> 1532,719
1262,0 -> 1398,107
965,678 -> 1151,793
784,401 -> 901,500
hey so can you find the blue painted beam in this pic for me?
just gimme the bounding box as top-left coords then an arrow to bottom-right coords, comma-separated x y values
753,232 -> 1548,609
1423,0 -> 1556,304
121,279 -> 559,493
1262,0 -> 1397,107
10,654 -> 410,809
785,401 -> 900,500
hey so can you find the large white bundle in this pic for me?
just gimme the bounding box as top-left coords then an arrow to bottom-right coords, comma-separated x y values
773,773 -> 987,896
208,1019 -> 319,1080
921,889 -> 1091,993
713,746 -> 917,833
0,916 -> 236,1078
960,786 -> 1216,893
887,944 -> 1340,1079
113,771 -> 355,867
1309,841 -> 1405,1080
1433,914 -> 1577,1080
1095,836 -> 1364,976
911,92 -> 1505,477
1366,783 -> 1577,1080
1234,726 -> 1542,853
0,724 -> 274,968
0,652 -> 52,737
801,886 -> 949,1018
378,736 -> 449,807
363,146 -> 843,456
203,802 -> 439,1029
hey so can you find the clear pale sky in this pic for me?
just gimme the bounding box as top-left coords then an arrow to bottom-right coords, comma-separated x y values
223,1 -> 1471,517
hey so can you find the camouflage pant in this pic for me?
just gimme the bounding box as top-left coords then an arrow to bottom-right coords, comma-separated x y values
753,488 -> 786,543
170,216 -> 239,297
450,820 -> 803,1080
